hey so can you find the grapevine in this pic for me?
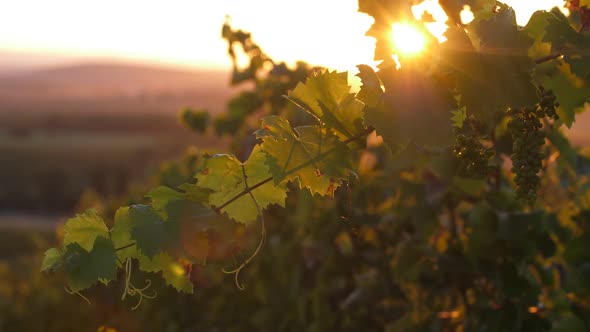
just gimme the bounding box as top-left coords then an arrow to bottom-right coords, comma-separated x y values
36,1 -> 590,331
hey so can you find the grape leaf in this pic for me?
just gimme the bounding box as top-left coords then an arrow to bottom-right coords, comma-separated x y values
473,7 -> 538,106
540,63 -> 590,127
542,8 -> 590,78
288,70 -> 364,139
451,107 -> 467,129
523,11 -> 555,60
64,236 -> 117,293
442,7 -> 537,125
129,204 -> 176,258
110,207 -> 138,260
63,209 -> 109,252
523,11 -> 554,41
367,67 -> 455,149
196,144 -> 286,224
139,252 -> 193,293
41,248 -> 63,272
256,116 -> 350,196
178,183 -> 211,203
356,64 -> 383,107
146,186 -> 185,212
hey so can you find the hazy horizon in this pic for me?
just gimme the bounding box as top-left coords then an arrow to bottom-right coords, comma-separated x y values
0,0 -> 567,74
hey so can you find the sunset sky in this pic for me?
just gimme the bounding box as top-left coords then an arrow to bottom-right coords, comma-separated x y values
0,0 -> 566,71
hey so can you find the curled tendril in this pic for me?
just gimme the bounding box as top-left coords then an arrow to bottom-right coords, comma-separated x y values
128,280 -> 157,310
222,164 -> 267,290
121,257 -> 157,310
64,286 -> 90,304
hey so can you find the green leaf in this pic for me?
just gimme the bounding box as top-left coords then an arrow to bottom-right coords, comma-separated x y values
538,63 -> 590,127
110,207 -> 138,260
523,11 -> 554,41
356,64 -> 383,107
139,252 -> 193,293
366,67 -> 455,149
64,236 -> 117,293
196,144 -> 287,224
41,248 -> 63,272
63,209 -> 109,252
451,107 -> 467,129
256,116 -> 350,196
146,186 -> 185,212
442,8 -> 537,126
288,70 -> 364,139
128,205 -> 175,258
542,8 -> 590,78
178,183 -> 211,203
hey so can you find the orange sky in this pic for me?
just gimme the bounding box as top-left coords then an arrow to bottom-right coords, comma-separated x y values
0,0 -> 566,71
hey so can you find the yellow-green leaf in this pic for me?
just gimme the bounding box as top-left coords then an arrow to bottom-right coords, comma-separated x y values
196,144 -> 287,224
63,209 -> 109,252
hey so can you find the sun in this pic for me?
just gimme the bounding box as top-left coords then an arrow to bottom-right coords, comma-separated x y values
391,23 -> 426,56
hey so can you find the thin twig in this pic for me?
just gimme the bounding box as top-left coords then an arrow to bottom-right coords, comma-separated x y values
115,242 -> 136,252
534,53 -> 562,64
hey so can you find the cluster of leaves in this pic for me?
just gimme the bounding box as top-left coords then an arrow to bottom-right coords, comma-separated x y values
179,107 -> 209,134
41,1 -> 590,331
214,22 -> 312,139
42,66 -> 372,300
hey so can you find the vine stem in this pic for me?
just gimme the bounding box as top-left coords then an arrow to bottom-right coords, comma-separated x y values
534,53 -> 562,64
213,125 -> 375,213
115,242 -> 136,252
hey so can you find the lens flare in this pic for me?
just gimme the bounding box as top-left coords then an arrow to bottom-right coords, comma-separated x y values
391,23 -> 426,56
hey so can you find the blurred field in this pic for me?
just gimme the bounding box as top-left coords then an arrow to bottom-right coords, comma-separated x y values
0,62 -> 233,215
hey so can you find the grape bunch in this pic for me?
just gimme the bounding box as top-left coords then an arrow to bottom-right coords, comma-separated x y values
507,107 -> 545,203
538,87 -> 559,120
453,120 -> 493,178
507,88 -> 559,203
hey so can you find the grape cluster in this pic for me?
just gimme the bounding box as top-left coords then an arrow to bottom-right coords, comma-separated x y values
507,107 -> 545,203
538,87 -> 559,120
453,120 -> 493,178
507,88 -> 559,203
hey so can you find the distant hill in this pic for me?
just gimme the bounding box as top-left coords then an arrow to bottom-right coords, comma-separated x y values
0,50 -> 84,76
0,61 -> 234,116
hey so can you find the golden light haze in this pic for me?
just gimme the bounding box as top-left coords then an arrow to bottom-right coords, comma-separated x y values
0,0 -> 567,71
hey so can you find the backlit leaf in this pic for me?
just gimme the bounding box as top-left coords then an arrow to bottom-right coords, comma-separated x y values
256,116 -> 350,196
139,252 -> 193,293
288,70 -> 364,139
129,205 -> 176,258
356,64 -> 384,107
146,186 -> 185,212
63,209 -> 109,252
64,236 -> 117,293
41,248 -> 63,272
196,144 -> 287,224
110,207 -> 138,260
